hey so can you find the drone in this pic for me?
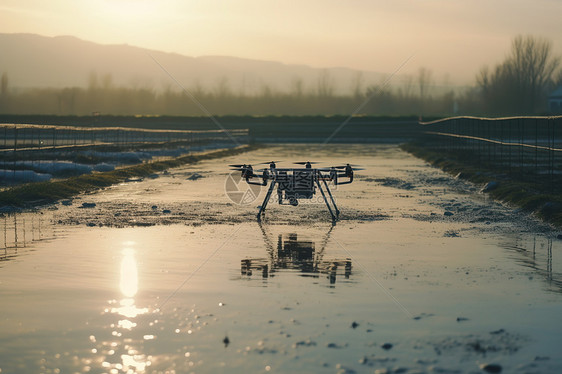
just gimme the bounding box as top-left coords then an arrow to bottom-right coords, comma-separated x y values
241,225 -> 352,284
229,160 -> 362,222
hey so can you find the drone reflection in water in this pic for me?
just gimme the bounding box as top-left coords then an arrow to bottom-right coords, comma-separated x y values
241,224 -> 352,285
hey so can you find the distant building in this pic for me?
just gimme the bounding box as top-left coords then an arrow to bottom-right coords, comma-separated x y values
548,86 -> 562,113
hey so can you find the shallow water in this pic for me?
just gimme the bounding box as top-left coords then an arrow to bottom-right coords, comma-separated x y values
1,144 -> 562,373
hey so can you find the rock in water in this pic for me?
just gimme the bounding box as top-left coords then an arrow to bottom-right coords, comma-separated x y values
480,363 -> 502,373
481,181 -> 499,192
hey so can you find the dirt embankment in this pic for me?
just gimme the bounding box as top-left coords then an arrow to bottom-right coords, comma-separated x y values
401,142 -> 562,229
0,144 -> 260,209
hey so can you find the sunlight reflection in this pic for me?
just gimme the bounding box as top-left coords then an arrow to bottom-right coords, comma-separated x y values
120,248 -> 138,298
111,248 -> 148,319
100,242 -> 152,374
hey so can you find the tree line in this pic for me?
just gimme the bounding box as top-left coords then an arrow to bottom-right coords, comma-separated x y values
0,35 -> 560,117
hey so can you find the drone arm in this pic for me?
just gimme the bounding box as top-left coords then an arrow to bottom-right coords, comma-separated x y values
246,179 -> 268,186
335,176 -> 353,185
334,169 -> 353,185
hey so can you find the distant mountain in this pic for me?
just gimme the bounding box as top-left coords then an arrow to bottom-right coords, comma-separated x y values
0,33 -> 387,95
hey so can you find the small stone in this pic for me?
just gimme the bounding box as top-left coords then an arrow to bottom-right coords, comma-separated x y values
444,211 -> 454,216
80,202 -> 96,208
351,321 -> 359,329
481,181 -> 499,192
456,317 -> 469,322
326,343 -> 342,349
162,209 -> 171,214
381,343 -> 393,350
489,329 -> 505,335
479,363 -> 502,373
223,336 -> 230,347
151,205 -> 158,210
293,340 -> 316,348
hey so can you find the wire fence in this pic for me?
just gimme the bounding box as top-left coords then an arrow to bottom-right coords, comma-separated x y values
0,123 -> 248,152
0,123 -> 248,186
419,116 -> 562,191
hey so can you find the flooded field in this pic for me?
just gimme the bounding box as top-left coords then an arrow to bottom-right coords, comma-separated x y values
1,144 -> 561,374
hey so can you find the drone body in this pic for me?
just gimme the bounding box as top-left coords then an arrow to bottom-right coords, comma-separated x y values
229,161 -> 361,222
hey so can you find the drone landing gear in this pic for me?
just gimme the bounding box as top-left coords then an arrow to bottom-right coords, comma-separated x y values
257,180 -> 277,222
316,178 -> 340,223
257,180 -> 340,223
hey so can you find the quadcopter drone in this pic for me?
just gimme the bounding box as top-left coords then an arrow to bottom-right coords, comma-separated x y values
241,226 -> 352,284
229,160 -> 362,222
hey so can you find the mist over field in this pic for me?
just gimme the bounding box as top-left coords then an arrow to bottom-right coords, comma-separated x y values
1,33 -> 561,117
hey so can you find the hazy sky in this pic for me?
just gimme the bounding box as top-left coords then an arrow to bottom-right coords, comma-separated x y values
1,0 -> 561,85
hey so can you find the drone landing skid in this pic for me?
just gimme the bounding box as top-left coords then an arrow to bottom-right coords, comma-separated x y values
257,179 -> 340,223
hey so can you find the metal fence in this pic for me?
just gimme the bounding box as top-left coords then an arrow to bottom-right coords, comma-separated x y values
0,123 -> 248,152
419,116 -> 562,190
1,211 -> 58,263
0,123 -> 248,186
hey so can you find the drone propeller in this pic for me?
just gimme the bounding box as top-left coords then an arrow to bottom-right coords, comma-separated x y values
333,164 -> 362,169
229,164 -> 248,168
293,161 -> 320,165
257,160 -> 282,165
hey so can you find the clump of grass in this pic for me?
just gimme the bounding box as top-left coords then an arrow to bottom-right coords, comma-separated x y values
0,145 -> 260,208
401,142 -> 562,228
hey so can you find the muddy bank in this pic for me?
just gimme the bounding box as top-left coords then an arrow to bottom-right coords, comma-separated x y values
401,142 -> 562,229
0,144 -> 259,209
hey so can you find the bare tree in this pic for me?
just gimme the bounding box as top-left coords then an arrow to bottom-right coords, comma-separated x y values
351,71 -> 364,99
509,35 -> 560,111
554,69 -> 562,87
88,71 -> 98,90
477,35 -> 560,114
291,77 -> 304,98
214,76 -> 232,98
101,73 -> 113,90
417,67 -> 433,100
1,72 -> 8,96
317,69 -> 334,98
